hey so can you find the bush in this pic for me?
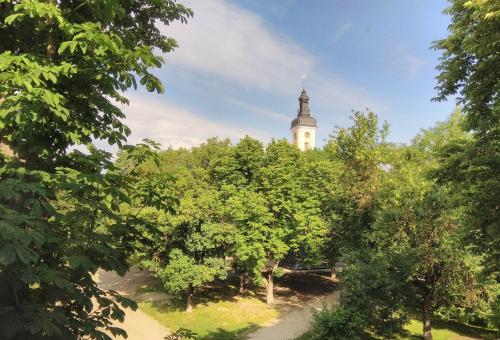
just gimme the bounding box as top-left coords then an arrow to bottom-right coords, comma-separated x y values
490,294 -> 500,335
164,328 -> 197,340
309,305 -> 365,340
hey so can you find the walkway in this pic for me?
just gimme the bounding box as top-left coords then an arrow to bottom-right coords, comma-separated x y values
94,267 -> 170,340
246,291 -> 339,340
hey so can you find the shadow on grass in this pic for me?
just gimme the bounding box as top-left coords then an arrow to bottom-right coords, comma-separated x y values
197,324 -> 259,340
195,276 -> 243,306
135,275 -> 246,312
133,269 -> 339,311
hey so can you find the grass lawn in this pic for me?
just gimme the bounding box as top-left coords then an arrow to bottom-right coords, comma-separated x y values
401,318 -> 497,340
134,271 -> 337,340
296,316 -> 497,340
132,275 -> 280,339
139,296 -> 278,340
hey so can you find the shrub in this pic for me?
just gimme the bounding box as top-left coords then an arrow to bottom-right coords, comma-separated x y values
309,305 -> 365,340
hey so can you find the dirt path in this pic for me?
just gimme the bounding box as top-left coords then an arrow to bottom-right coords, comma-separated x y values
246,290 -> 340,340
94,267 -> 170,340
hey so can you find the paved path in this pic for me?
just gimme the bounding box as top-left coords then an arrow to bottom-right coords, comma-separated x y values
246,291 -> 339,340
94,268 -> 170,340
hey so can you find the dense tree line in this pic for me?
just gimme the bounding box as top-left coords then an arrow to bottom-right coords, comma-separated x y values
125,137 -> 329,311
120,107 -> 498,339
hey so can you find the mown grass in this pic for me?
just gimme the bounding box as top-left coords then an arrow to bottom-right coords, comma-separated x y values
133,274 -> 279,339
296,316 -> 497,340
139,296 -> 278,340
401,318 -> 496,340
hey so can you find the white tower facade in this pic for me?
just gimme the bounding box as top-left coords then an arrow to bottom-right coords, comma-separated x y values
291,89 -> 317,151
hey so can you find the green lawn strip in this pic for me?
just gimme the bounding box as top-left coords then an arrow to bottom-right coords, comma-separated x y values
139,297 -> 278,340
295,316 -> 496,340
401,318 -> 497,340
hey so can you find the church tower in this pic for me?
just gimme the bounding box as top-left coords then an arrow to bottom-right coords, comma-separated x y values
291,89 -> 317,151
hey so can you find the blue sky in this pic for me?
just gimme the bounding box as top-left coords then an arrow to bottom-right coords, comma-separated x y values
120,0 -> 457,149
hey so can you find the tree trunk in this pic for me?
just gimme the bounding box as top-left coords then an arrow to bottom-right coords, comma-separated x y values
423,294 -> 432,340
264,272 -> 274,305
330,267 -> 337,281
186,283 -> 194,313
239,274 -> 245,293
46,0 -> 56,60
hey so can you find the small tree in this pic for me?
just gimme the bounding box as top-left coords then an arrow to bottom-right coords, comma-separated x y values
309,305 -> 365,340
226,189 -> 271,292
136,141 -> 236,312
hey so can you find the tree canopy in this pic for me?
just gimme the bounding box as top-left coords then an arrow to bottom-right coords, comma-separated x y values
0,0 -> 191,338
432,0 -> 500,275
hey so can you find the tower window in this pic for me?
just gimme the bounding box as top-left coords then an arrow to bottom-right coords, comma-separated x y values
304,142 -> 310,150
305,132 -> 311,139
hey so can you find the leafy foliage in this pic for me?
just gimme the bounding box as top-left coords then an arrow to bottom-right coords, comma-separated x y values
164,328 -> 197,340
132,137 -> 327,308
309,305 -> 365,340
432,0 -> 500,275
310,110 -> 496,339
0,0 -> 191,338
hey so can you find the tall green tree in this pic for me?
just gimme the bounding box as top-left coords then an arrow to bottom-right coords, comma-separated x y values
156,186 -> 234,313
258,139 -> 326,304
223,137 -> 269,291
226,188 -> 272,292
432,0 -> 500,275
374,165 -> 472,340
323,111 -> 389,257
0,0 -> 191,338
136,140 -> 236,312
311,111 -> 483,339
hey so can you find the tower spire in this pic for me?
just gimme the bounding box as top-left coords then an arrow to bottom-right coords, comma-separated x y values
298,88 -> 310,116
290,88 -> 317,151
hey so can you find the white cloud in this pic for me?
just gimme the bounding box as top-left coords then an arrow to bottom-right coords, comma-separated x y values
226,97 -> 289,122
120,95 -> 270,149
162,0 -> 386,114
163,0 -> 313,93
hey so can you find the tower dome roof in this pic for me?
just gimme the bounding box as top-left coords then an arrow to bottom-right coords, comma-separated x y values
291,115 -> 317,128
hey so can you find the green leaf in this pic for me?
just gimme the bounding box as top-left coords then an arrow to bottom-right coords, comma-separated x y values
68,254 -> 97,272
57,41 -> 71,54
15,245 -> 38,264
4,13 -> 23,25
0,245 -> 16,266
69,41 -> 78,53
